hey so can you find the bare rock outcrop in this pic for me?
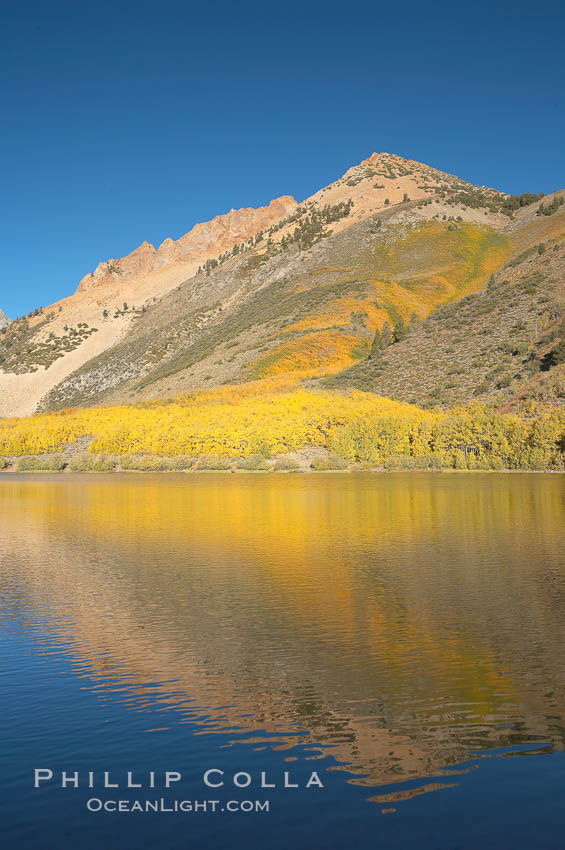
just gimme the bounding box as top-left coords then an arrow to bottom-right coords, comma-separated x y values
76,196 -> 297,293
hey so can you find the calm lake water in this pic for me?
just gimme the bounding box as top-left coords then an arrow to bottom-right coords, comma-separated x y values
1,472 -> 565,849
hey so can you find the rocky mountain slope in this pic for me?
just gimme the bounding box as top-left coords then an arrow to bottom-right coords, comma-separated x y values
76,195 -> 298,294
0,309 -> 11,329
325,219 -> 565,410
0,152 -> 563,417
0,195 -> 298,417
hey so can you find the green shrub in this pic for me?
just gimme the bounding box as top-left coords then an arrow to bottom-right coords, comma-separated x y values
118,454 -> 141,470
537,197 -> 564,216
385,454 -> 445,470
197,455 -> 232,471
0,457 -> 7,470
273,456 -> 299,471
236,454 -> 271,471
18,454 -> 65,472
253,441 -> 272,459
69,453 -> 115,472
311,454 -> 349,471
169,455 -> 194,471
139,456 -> 171,471
118,455 -> 170,471
474,382 -> 490,396
482,456 -> 505,470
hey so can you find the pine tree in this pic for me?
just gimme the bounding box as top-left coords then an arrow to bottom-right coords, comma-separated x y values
393,316 -> 408,343
547,317 -> 565,367
381,321 -> 392,348
370,327 -> 383,357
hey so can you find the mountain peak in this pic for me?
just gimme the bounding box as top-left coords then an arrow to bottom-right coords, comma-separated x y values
4,152 -> 563,420
0,308 -> 12,329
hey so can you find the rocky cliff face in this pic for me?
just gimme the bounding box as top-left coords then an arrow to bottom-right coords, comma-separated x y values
0,309 -> 11,329
76,196 -> 298,293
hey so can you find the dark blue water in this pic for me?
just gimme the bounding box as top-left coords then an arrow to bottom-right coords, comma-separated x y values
1,473 -> 565,849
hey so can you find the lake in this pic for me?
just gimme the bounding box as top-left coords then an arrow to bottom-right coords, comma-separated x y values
1,472 -> 564,849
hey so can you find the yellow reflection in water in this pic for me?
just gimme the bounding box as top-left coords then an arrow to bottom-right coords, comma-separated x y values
1,473 -> 564,796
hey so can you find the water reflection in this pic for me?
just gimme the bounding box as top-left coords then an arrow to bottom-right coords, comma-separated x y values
1,473 -> 564,802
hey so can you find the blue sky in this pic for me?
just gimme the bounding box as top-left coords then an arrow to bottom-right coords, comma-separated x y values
1,0 -> 564,318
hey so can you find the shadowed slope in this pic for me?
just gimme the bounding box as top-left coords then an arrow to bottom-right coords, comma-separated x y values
325,206 -> 565,410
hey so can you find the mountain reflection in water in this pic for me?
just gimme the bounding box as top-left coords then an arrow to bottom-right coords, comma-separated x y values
1,472 -> 564,805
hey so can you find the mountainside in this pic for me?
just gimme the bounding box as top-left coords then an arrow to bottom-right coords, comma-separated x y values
325,213 -> 565,410
0,309 -> 11,329
0,194 -> 298,417
0,152 -> 564,419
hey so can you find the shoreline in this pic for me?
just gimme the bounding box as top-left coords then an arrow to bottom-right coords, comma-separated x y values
1,466 -> 563,476
1,445 -> 563,476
